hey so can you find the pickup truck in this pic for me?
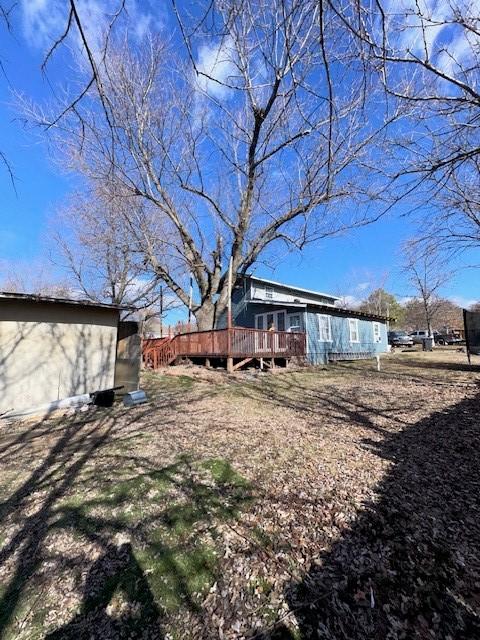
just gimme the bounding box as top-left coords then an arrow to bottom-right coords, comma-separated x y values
388,331 -> 414,347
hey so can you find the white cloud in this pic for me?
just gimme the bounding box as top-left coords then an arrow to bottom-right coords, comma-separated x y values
383,0 -> 478,75
448,295 -> 478,309
21,0 -> 159,55
335,295 -> 361,309
356,282 -> 371,292
195,37 -> 236,98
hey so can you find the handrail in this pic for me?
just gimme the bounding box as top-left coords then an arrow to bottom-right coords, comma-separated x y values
176,327 -> 305,336
142,326 -> 306,369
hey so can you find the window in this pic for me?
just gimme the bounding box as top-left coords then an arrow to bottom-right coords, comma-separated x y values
349,318 -> 359,343
373,322 -> 381,343
255,310 -> 287,331
318,314 -> 332,342
288,314 -> 301,331
265,286 -> 274,299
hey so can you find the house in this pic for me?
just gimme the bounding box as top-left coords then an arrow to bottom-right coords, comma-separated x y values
227,275 -> 389,365
0,292 -> 140,417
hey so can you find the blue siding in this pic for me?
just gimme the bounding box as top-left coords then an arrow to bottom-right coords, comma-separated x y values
306,311 -> 388,364
216,279 -> 388,364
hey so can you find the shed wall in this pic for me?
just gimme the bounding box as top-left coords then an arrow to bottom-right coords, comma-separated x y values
0,301 -> 119,414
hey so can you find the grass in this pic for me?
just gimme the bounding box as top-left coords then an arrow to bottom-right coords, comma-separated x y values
0,449 -> 251,639
0,349 -> 479,639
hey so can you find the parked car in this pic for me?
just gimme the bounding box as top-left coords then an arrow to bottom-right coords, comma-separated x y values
435,333 -> 464,346
388,331 -> 414,347
409,330 -> 432,344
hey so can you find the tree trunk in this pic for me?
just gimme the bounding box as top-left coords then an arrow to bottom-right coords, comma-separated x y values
193,285 -> 230,331
194,300 -> 223,331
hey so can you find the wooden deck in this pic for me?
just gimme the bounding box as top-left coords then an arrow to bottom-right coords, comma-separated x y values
143,327 -> 306,371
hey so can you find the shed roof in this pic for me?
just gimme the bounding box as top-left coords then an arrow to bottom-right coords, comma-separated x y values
0,291 -> 132,312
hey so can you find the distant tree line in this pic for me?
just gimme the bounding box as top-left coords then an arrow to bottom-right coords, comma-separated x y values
357,288 -> 474,332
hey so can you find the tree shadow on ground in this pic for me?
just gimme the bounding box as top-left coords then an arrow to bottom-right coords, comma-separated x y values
234,372 -> 424,435
46,543 -> 161,640
0,382 -> 250,639
254,388 -> 480,639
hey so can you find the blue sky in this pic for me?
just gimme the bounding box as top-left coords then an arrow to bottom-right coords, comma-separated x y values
0,1 -> 478,311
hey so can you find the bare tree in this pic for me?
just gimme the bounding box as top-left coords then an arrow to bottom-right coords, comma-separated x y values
327,0 -> 480,259
0,258 -> 72,297
27,1 -> 403,329
50,185 -> 183,318
402,243 -> 452,336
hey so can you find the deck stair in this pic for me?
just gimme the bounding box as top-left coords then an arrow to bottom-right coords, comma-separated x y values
143,337 -> 178,369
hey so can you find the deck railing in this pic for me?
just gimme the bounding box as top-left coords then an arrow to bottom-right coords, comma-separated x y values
142,327 -> 306,369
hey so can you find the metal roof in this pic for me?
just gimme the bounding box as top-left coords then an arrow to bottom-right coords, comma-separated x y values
248,300 -> 308,308
244,274 -> 340,301
248,298 -> 389,321
307,302 -> 390,321
0,291 -> 131,312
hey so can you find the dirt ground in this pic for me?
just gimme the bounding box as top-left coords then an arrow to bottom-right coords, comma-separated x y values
0,349 -> 479,639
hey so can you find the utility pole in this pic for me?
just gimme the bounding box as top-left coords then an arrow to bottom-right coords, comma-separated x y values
159,285 -> 163,337
227,258 -> 233,374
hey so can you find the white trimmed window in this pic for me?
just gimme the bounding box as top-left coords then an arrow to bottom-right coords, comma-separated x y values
349,318 -> 359,343
265,286 -> 274,299
318,314 -> 332,342
373,322 -> 381,343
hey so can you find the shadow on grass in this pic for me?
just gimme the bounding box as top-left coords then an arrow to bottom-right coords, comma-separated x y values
330,356 -> 480,388
232,371 -> 424,436
253,388 -> 480,639
0,384 -> 251,639
45,543 -> 160,640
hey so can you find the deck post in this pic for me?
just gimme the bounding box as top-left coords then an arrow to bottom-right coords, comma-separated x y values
205,357 -> 210,368
226,258 -> 233,373
260,357 -> 264,371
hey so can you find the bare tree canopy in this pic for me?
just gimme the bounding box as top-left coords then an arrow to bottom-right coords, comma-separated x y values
25,0 -> 405,329
328,0 -> 480,258
402,241 -> 452,335
49,185 -> 182,318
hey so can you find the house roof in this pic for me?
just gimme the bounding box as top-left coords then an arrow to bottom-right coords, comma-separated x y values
248,298 -> 389,321
0,291 -> 132,312
244,274 -> 340,301
248,300 -> 308,309
307,303 -> 390,322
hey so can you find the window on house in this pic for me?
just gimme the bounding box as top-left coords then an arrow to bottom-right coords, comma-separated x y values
256,315 -> 264,330
265,286 -> 274,299
288,315 -> 301,331
349,318 -> 359,343
373,322 -> 381,343
318,314 -> 332,342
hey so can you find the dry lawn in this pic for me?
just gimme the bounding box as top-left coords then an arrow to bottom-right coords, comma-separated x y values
0,349 -> 479,639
